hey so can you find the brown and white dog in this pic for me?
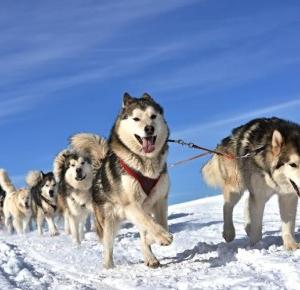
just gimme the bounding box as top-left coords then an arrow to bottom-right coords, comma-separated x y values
0,169 -> 32,234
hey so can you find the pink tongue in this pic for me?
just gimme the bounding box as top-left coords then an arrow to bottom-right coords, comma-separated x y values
142,138 -> 155,153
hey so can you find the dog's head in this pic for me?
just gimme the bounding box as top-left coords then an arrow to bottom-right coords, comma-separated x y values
18,189 -> 31,210
39,172 -> 57,201
269,129 -> 300,196
115,92 -> 169,158
59,151 -> 93,190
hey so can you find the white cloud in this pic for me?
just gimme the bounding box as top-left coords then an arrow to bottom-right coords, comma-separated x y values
173,98 -> 300,138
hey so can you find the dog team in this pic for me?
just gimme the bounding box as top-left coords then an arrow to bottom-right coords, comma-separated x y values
0,92 -> 300,269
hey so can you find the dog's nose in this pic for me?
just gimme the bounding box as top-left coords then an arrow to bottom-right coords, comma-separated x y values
76,168 -> 82,174
144,125 -> 155,136
49,190 -> 54,197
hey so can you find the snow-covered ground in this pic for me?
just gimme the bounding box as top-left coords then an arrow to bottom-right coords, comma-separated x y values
1,194 -> 300,290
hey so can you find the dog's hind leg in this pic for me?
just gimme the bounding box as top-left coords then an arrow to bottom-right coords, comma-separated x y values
223,186 -> 242,242
278,193 -> 300,250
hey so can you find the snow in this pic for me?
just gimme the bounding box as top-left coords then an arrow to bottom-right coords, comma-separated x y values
0,193 -> 300,290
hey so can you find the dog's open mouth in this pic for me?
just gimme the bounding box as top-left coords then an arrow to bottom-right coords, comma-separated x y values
75,175 -> 86,181
289,179 -> 300,197
134,135 -> 157,153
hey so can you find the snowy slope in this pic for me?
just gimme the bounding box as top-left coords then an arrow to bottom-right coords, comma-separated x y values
1,194 -> 300,290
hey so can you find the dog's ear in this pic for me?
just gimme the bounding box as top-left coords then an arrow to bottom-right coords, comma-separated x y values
142,93 -> 153,101
272,130 -> 283,156
40,171 -> 45,178
123,92 -> 134,108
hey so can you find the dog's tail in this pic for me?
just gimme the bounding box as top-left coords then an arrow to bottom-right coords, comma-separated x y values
202,154 -> 225,188
0,169 -> 16,194
69,133 -> 108,168
26,171 -> 42,188
53,149 -> 70,183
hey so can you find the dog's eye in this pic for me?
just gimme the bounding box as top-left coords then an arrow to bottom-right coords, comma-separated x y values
71,164 -> 75,167
133,117 -> 140,122
81,161 -> 85,165
45,184 -> 49,187
289,163 -> 298,168
150,114 -> 157,120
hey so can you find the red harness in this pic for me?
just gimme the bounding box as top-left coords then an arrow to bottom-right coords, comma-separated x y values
119,158 -> 161,196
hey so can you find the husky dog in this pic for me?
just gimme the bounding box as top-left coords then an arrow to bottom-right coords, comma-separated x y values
26,171 -> 58,236
70,93 -> 173,269
54,150 -> 94,244
0,169 -> 32,234
202,117 -> 300,250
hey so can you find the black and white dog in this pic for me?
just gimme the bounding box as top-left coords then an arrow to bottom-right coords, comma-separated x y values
26,171 -> 59,236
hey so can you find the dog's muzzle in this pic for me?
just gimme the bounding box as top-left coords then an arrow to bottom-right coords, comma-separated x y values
289,179 -> 300,197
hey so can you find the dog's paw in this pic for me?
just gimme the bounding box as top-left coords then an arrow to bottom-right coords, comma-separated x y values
223,227 -> 235,243
145,258 -> 160,268
103,261 -> 114,269
284,241 -> 300,251
155,230 -> 173,246
50,231 -> 59,237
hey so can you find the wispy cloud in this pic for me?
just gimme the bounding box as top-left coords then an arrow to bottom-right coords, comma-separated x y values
173,98 -> 300,138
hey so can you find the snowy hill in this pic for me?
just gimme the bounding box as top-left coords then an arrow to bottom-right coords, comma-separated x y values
1,194 -> 300,290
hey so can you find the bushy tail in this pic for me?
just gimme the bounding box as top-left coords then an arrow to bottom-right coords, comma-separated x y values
26,171 -> 42,188
201,154 -> 224,188
0,169 -> 16,194
69,133 -> 108,169
53,149 -> 70,183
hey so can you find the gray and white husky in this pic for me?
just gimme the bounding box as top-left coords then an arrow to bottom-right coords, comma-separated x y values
26,171 -> 58,236
54,150 -> 94,244
202,117 -> 300,250
70,93 -> 173,268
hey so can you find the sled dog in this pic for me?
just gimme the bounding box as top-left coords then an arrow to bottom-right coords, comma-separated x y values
202,117 -> 300,250
26,171 -> 58,236
0,169 -> 32,234
54,149 -> 94,244
70,92 -> 173,268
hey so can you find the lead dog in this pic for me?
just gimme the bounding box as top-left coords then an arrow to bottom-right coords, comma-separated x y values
54,150 -> 94,244
0,169 -> 32,234
202,117 -> 300,250
70,92 -> 173,269
26,171 -> 59,236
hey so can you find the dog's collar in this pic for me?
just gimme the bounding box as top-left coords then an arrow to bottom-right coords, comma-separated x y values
119,158 -> 161,196
40,195 -> 57,212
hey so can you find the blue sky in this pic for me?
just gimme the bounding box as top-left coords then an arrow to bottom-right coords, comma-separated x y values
1,0 -> 300,204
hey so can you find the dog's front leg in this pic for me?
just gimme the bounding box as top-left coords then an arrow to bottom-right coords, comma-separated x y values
22,216 -> 31,233
125,203 -> 173,246
102,216 -> 119,269
36,210 -> 44,235
45,216 -> 58,236
64,211 -> 70,235
153,195 -> 168,230
278,193 -> 300,250
5,215 -> 13,234
69,215 -> 80,244
13,217 -> 23,234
